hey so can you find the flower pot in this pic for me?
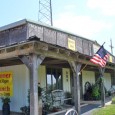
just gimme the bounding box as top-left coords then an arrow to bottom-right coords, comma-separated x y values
2,103 -> 10,115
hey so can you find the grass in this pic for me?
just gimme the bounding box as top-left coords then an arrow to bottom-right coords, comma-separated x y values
112,97 -> 115,104
92,104 -> 115,115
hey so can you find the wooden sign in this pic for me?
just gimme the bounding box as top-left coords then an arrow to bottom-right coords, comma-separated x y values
68,38 -> 76,51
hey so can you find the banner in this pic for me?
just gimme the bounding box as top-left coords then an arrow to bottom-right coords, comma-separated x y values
0,72 -> 13,97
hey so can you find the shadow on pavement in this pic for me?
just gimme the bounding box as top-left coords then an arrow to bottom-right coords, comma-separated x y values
81,104 -> 100,115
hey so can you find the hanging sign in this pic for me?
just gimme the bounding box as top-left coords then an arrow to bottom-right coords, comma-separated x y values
68,38 -> 76,51
109,55 -> 112,63
0,72 -> 13,97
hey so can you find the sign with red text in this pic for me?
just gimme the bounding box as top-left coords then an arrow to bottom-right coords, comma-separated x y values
0,72 -> 13,97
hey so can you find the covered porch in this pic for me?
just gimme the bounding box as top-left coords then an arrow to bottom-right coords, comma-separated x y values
0,40 -> 114,115
0,40 -> 83,115
0,19 -> 115,115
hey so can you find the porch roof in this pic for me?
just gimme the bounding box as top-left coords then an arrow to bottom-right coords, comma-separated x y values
0,19 -> 95,42
0,19 -> 115,69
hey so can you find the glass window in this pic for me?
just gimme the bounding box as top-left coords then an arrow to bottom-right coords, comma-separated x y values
46,67 -> 62,92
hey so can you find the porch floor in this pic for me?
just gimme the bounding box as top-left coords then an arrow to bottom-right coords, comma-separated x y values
0,111 -> 22,115
0,97 -> 112,115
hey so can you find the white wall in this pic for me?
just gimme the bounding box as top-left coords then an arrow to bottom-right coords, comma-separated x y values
82,70 -> 95,94
104,73 -> 111,91
62,68 -> 71,92
38,65 -> 46,88
2,64 -> 109,112
0,65 -> 29,112
0,65 -> 46,112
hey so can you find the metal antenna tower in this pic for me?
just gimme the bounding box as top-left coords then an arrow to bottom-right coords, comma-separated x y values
109,38 -> 114,54
38,0 -> 53,26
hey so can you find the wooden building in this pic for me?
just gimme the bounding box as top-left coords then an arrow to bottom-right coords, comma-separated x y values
0,19 -> 115,115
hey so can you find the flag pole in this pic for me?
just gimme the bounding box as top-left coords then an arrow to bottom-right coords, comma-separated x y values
102,42 -> 105,46
78,64 -> 87,75
90,42 -> 108,107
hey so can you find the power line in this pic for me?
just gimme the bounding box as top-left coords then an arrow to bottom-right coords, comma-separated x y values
109,39 -> 114,54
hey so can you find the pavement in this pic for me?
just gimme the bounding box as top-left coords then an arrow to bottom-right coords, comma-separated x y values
48,97 -> 112,115
80,96 -> 112,115
48,103 -> 100,115
81,103 -> 100,115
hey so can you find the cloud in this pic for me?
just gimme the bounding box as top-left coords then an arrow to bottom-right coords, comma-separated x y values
87,0 -> 115,16
54,12 -> 112,39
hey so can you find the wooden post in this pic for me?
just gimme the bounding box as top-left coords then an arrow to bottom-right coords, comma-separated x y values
99,67 -> 105,107
68,61 -> 82,115
19,54 -> 45,115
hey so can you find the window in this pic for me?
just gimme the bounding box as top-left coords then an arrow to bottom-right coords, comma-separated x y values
46,67 -> 62,92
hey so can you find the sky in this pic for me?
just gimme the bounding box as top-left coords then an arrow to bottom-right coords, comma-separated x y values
0,0 -> 115,54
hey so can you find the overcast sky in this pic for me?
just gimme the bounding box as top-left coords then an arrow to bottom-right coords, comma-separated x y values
0,0 -> 115,54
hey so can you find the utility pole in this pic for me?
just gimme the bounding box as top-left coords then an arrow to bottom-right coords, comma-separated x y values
110,39 -> 114,54
38,0 -> 53,26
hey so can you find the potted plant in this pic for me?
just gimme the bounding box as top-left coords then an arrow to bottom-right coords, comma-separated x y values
20,106 -> 30,115
20,89 -> 30,115
1,97 -> 10,115
20,84 -> 42,115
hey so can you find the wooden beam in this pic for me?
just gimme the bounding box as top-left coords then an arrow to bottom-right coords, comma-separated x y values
18,55 -> 31,68
98,67 -> 105,107
0,41 -> 114,70
68,61 -> 82,115
0,44 -> 34,60
19,54 -> 45,115
43,59 -> 67,65
34,48 -> 77,62
34,43 -> 115,70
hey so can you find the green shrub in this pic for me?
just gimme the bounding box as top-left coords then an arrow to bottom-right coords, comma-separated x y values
1,97 -> 10,104
92,84 -> 100,100
112,97 -> 115,104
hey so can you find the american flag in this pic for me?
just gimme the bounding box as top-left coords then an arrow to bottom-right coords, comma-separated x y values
90,45 -> 109,67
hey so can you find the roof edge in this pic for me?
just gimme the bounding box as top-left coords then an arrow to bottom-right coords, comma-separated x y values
26,19 -> 95,43
0,19 -> 27,32
0,19 -> 95,43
